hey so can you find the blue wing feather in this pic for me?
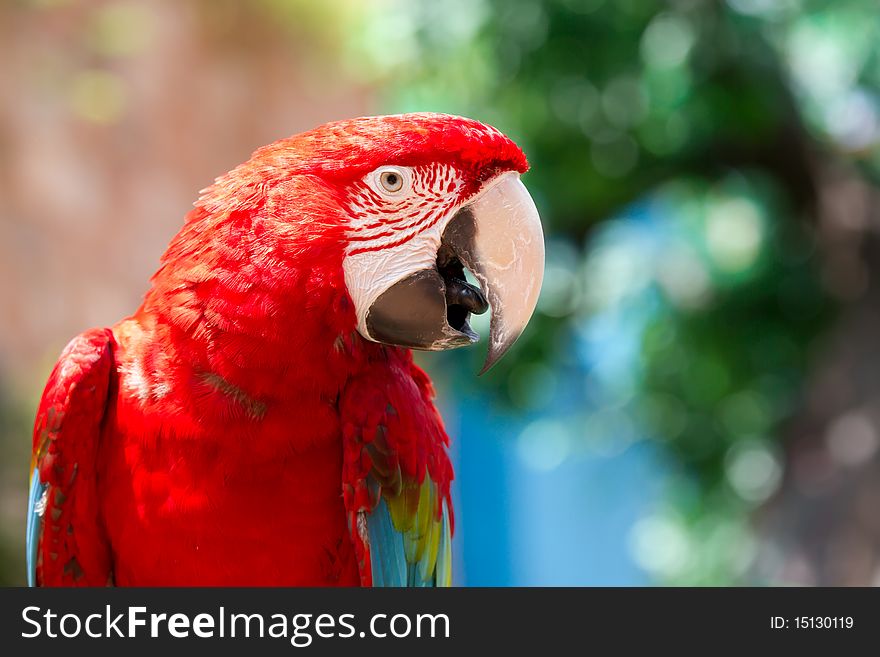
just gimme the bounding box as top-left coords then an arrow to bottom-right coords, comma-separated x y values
26,467 -> 47,587
366,498 -> 408,587
367,496 -> 453,588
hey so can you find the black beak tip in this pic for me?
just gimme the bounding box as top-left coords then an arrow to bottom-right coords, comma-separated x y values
478,330 -> 521,375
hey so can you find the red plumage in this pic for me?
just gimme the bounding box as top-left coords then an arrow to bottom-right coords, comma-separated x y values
29,114 -> 527,586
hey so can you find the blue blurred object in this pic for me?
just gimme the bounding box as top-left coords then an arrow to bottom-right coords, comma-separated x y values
449,393 -> 664,586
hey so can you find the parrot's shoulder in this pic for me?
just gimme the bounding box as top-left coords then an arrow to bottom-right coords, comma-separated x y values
29,327 -> 116,586
33,328 -> 117,436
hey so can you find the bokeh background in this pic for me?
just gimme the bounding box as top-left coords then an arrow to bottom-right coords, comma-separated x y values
3,0 -> 880,586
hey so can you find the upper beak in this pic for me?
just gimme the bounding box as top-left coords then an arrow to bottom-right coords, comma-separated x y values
441,174 -> 545,372
364,173 -> 545,372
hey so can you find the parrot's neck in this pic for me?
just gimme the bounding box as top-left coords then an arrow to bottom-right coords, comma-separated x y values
136,214 -> 379,407
136,274 -> 375,407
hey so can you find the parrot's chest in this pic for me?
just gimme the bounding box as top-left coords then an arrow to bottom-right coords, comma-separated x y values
99,378 -> 359,586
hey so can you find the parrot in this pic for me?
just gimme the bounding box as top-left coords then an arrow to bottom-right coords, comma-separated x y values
26,113 -> 544,586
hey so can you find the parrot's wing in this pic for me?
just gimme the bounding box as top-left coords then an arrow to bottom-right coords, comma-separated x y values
27,328 -> 115,586
340,354 -> 453,587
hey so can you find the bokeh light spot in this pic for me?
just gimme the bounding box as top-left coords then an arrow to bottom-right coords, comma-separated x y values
825,411 -> 879,467
725,441 -> 783,503
628,514 -> 691,577
705,197 -> 765,273
655,243 -> 712,308
68,70 -> 127,124
641,13 -> 695,69
517,419 -> 571,471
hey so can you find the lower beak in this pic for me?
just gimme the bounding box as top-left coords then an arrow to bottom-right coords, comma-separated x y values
365,173 -> 545,372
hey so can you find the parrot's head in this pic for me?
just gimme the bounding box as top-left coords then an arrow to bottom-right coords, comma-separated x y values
195,113 -> 544,372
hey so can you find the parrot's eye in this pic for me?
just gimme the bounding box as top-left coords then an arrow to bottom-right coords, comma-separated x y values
380,171 -> 402,191
377,167 -> 407,194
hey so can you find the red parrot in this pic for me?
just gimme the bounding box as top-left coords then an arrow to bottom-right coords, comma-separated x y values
26,113 -> 544,586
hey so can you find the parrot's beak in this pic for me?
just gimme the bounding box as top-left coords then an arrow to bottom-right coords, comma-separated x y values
360,172 -> 544,373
